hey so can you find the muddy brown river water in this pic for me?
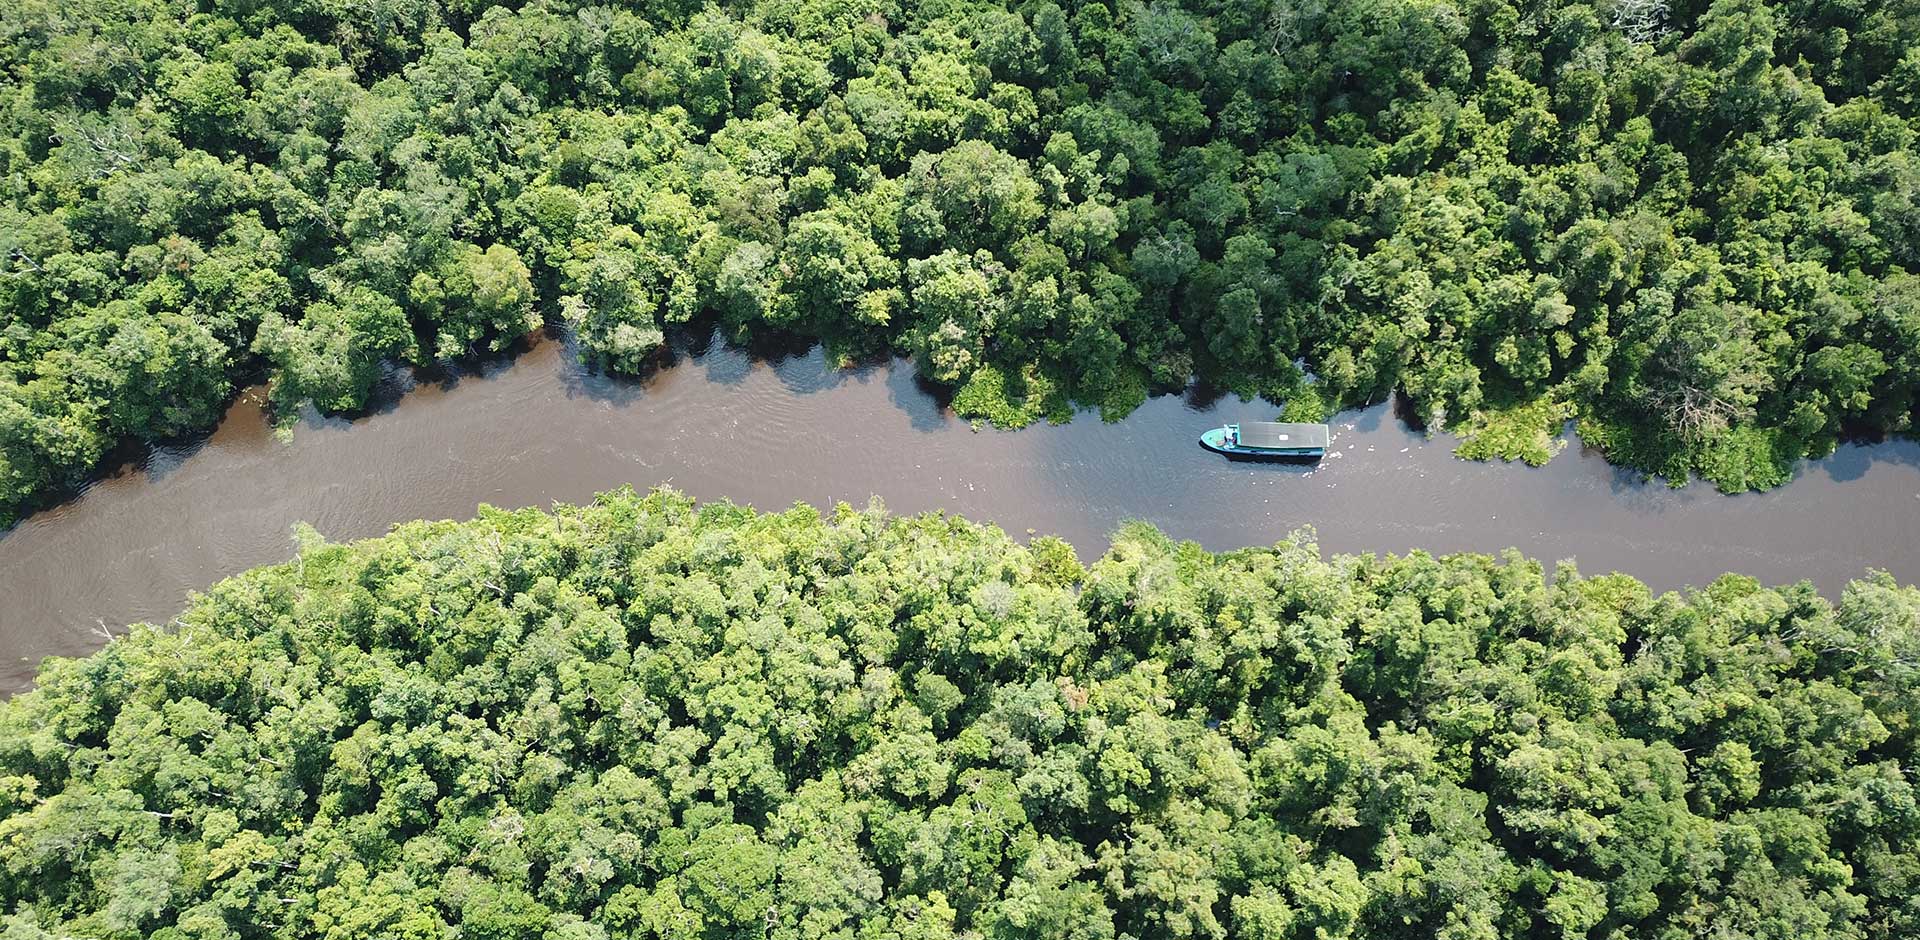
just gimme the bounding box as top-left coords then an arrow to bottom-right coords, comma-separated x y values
2,330 -> 1917,691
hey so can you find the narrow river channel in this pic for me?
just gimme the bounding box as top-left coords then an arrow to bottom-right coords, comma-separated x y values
3,329 -> 1917,692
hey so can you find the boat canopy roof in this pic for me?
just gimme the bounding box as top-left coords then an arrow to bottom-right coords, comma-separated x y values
1236,422 -> 1330,450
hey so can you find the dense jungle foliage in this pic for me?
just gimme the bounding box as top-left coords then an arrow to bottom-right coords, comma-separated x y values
1,487 -> 1918,939
5,0 -> 1920,519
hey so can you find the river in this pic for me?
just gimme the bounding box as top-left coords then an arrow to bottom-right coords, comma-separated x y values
2,329 -> 1917,692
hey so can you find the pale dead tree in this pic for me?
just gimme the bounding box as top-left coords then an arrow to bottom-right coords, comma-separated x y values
52,117 -> 140,178
5,248 -> 46,278
1263,0 -> 1328,55
1612,0 -> 1673,44
1136,2 -> 1206,70
1643,381 -> 1744,442
1638,302 -> 1768,444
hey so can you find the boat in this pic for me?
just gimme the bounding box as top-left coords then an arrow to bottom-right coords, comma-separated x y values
1200,421 -> 1330,461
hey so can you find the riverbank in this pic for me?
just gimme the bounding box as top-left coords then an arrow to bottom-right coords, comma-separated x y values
1,329 -> 1916,692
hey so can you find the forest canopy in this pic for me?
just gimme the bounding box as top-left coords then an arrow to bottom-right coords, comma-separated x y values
4,0 -> 1920,520
1,486 -> 1918,939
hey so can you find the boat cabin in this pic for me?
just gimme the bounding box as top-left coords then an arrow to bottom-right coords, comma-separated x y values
1201,421 -> 1330,460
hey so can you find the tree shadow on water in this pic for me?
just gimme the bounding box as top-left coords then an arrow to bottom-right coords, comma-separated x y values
773,345 -> 879,398
553,327 -> 673,407
885,360 -> 954,433
411,329 -> 548,394
1183,379 -> 1231,412
551,323 -> 846,407
671,324 -> 843,394
1799,434 -> 1920,485
687,327 -> 752,389
1599,456 -> 1687,507
1343,399 -> 1392,434
730,328 -> 880,399
0,413 -> 234,541
547,322 -> 847,408
263,368 -> 418,437
138,433 -> 221,486
1390,391 -> 1427,432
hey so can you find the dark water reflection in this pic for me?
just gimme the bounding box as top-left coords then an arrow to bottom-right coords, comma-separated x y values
3,330 -> 1917,692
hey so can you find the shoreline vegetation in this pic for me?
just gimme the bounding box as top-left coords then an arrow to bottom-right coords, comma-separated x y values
6,0 -> 1920,524
1,487 -> 1916,937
